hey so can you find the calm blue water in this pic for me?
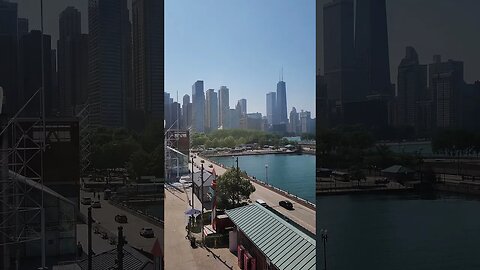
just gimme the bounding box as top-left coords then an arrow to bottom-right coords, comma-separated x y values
317,193 -> 480,270
210,154 -> 315,203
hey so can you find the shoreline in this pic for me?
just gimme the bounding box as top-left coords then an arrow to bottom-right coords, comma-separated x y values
203,150 -> 315,158
204,156 -> 316,210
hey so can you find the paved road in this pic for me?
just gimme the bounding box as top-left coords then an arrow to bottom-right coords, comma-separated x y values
193,155 -> 316,234
79,190 -> 164,254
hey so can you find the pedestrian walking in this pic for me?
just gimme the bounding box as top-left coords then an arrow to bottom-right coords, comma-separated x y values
77,241 -> 83,257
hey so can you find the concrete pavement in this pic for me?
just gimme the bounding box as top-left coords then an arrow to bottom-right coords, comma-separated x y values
164,184 -> 240,270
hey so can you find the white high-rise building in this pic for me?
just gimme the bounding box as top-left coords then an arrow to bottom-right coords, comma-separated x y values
218,86 -> 230,129
266,92 -> 277,126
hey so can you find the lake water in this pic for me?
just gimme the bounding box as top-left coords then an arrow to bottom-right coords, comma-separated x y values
317,192 -> 480,270
210,154 -> 315,203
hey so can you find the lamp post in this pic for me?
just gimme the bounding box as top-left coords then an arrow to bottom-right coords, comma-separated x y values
321,229 -> 328,270
265,164 -> 269,185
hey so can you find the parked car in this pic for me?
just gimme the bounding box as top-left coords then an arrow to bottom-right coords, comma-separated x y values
279,200 -> 294,210
200,159 -> 205,163
256,199 -> 267,206
115,214 -> 128,223
140,227 -> 155,238
208,164 -> 213,168
91,200 -> 101,208
81,197 -> 92,205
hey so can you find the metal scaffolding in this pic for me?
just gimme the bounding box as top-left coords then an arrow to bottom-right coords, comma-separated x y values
77,104 -> 91,175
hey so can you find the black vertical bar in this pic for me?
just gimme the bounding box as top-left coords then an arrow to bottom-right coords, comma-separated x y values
117,226 -> 124,270
88,207 -> 92,270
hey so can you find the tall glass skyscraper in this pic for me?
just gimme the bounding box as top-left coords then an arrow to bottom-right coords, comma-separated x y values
88,0 -> 130,127
205,89 -> 218,132
355,0 -> 391,97
132,0 -> 163,121
218,86 -> 229,129
192,80 -> 205,132
266,91 -> 277,126
276,80 -> 288,124
323,0 -> 358,102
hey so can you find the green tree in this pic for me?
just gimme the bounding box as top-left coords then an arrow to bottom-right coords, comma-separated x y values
126,150 -> 153,181
216,168 -> 255,209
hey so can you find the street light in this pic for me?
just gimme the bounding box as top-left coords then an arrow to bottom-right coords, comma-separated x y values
321,229 -> 328,270
265,164 -> 269,185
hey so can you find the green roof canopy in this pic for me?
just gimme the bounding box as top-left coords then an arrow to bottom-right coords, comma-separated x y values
226,203 -> 316,270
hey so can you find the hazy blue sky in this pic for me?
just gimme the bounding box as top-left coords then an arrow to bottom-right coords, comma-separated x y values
165,0 -> 316,116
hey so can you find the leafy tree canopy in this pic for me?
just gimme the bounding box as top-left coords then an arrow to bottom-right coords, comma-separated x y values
216,168 -> 255,209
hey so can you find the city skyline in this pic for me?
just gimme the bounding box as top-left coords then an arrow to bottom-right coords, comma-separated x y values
317,0 -> 480,84
165,0 -> 315,115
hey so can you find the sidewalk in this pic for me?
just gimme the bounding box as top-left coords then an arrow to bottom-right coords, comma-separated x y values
164,184 -> 240,270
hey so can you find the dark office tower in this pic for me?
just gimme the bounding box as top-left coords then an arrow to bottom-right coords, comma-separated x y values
164,91 -> 171,127
58,7 -> 89,116
19,31 -> 53,117
205,89 -> 218,132
0,0 -> 18,115
323,0 -> 357,103
266,92 -> 277,126
182,94 -> 192,130
0,0 -> 16,35
218,86 -> 230,129
192,80 -> 205,133
276,80 -> 288,124
429,56 -> 465,129
396,47 -> 427,129
355,0 -> 391,97
316,71 -> 330,129
132,0 -> 163,122
87,0 -> 130,128
17,18 -> 28,39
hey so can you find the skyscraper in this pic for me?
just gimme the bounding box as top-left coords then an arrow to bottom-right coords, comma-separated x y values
87,0 -> 130,127
238,98 -> 247,117
266,92 -> 276,126
58,6 -> 88,116
205,89 -> 218,132
429,56 -> 465,128
323,0 -> 358,103
0,0 -> 18,115
19,30 -> 53,117
132,0 -> 163,122
276,80 -> 288,124
182,94 -> 191,130
164,91 -> 172,128
289,107 -> 300,134
0,0 -> 17,35
218,86 -> 229,129
17,18 -> 28,39
355,0 -> 391,97
192,80 -> 205,132
229,108 -> 240,129
395,47 -> 427,128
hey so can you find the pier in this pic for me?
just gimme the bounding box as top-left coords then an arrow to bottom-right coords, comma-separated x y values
194,155 -> 316,234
